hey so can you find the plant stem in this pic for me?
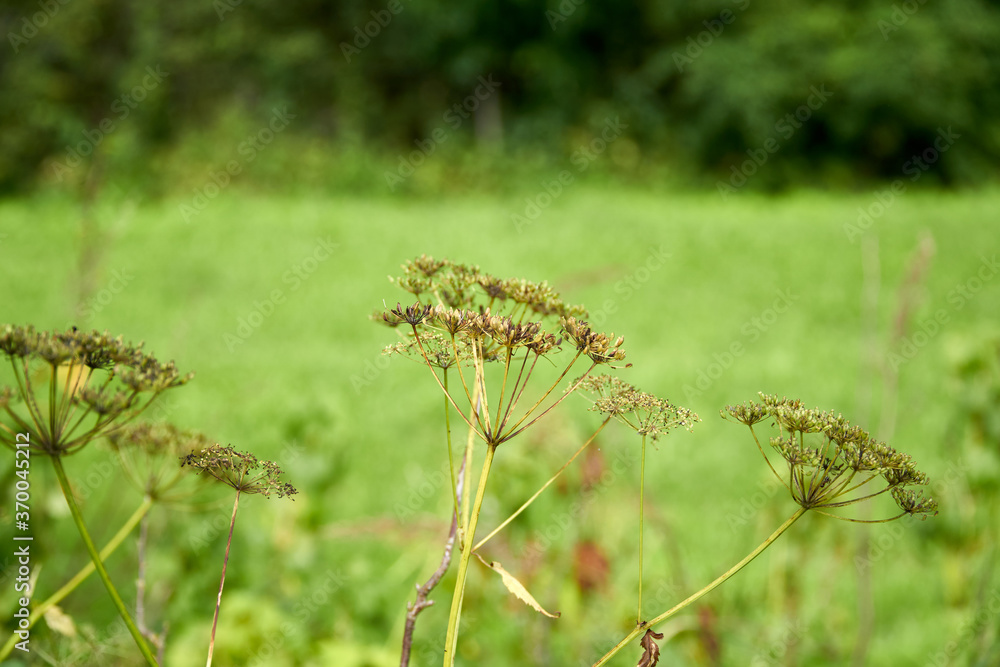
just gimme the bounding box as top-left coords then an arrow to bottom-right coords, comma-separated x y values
207,490 -> 241,667
473,418 -> 610,552
400,458 -> 466,667
592,507 -> 807,667
443,371 -> 460,523
0,496 -> 153,661
50,456 -> 158,666
637,434 -> 646,625
443,442 -> 497,667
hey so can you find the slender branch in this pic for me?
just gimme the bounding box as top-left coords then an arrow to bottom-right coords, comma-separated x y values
400,459 -> 466,667
0,497 -> 153,661
496,349 -> 534,434
473,417 -> 610,553
442,371 -> 460,523
592,507 -> 807,667
500,351 -> 584,438
501,360 -> 596,443
206,490 -> 241,667
51,456 -> 158,666
412,328 -> 483,437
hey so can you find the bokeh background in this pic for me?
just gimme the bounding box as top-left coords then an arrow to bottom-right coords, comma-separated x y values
1,0 -> 1000,665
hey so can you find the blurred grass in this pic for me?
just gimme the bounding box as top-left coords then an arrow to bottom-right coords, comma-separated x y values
0,185 -> 998,665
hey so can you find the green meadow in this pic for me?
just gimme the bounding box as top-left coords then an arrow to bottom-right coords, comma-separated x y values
1,186 -> 999,666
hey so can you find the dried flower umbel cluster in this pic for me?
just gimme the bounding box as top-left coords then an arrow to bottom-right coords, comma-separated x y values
377,256 -> 709,667
181,444 -> 297,667
182,443 -> 298,499
0,324 -> 192,666
381,256 -> 626,447
723,393 -> 938,521
378,257 -> 941,667
0,324 -> 192,456
577,374 -> 700,440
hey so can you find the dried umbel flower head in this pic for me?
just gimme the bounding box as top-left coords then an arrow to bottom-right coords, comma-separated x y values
182,444 -> 298,499
377,257 -> 631,448
0,324 -> 193,456
576,375 -> 699,440
386,255 -> 587,323
722,393 -> 938,521
560,318 -> 627,365
108,421 -> 215,502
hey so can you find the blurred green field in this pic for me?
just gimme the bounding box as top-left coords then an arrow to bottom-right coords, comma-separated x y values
1,186 -> 999,666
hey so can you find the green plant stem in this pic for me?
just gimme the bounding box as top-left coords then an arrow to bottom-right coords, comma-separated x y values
443,442 -> 497,667
473,418 -> 610,552
592,507 -> 807,667
51,456 -> 158,666
637,434 -> 646,625
443,371 -> 460,522
0,496 -> 153,661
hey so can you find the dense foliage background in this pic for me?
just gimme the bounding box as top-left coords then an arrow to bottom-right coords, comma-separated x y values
3,0 -> 1000,194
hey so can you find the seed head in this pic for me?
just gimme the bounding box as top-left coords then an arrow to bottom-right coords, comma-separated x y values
723,393 -> 938,521
0,324 -> 192,456
182,444 -> 298,499
561,318 -> 626,364
576,374 -> 700,440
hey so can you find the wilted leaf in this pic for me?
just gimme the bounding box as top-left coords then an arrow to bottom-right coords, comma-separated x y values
475,553 -> 560,618
636,628 -> 664,667
44,605 -> 77,637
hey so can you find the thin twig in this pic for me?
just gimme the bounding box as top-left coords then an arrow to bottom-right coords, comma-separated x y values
400,458 -> 466,667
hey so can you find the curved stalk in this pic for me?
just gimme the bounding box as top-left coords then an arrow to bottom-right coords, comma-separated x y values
51,456 -> 158,666
443,442 -> 497,667
0,497 -> 153,660
592,507 -> 807,667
